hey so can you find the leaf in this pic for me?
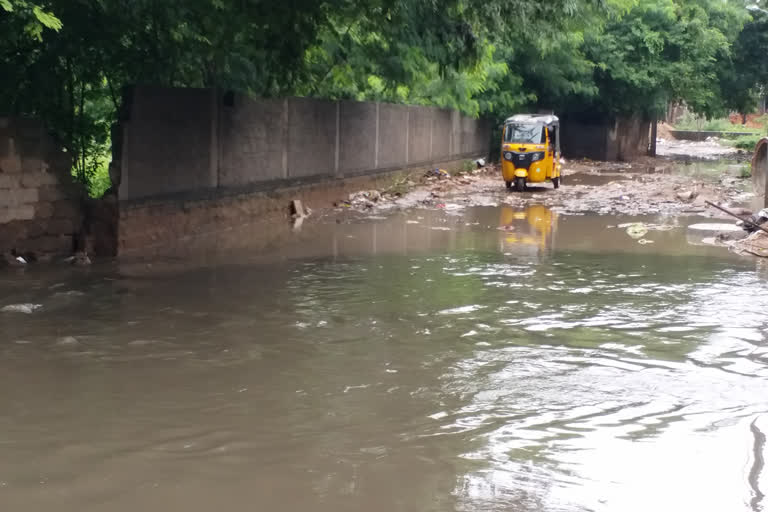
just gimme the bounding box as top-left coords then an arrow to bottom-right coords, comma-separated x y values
32,6 -> 62,31
0,0 -> 12,13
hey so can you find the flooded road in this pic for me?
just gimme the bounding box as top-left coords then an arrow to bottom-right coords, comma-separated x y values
2,204 -> 768,511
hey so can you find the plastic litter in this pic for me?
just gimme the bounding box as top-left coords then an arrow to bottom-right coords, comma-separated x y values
624,223 -> 649,239
427,168 -> 450,179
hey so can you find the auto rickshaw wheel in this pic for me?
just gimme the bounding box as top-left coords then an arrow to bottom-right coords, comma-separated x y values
514,177 -> 526,192
505,180 -> 512,190
553,177 -> 560,189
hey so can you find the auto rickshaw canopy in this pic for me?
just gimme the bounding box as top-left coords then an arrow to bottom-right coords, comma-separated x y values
504,114 -> 559,127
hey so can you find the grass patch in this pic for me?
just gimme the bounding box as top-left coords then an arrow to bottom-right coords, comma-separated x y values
740,165 -> 752,179
673,113 -> 761,133
727,134 -> 763,151
460,159 -> 475,173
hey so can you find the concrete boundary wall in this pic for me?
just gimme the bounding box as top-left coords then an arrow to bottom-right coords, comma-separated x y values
115,87 -> 491,202
562,116 -> 650,161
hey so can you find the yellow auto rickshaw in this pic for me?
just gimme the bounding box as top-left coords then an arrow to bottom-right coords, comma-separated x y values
501,114 -> 562,192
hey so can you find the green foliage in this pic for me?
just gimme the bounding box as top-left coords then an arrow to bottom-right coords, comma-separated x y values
729,134 -> 763,150
2,0 -> 768,198
740,164 -> 752,178
717,13 -> 768,116
0,0 -> 61,40
674,113 -> 760,133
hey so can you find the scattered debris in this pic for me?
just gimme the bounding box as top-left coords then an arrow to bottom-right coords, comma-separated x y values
291,199 -> 306,218
56,336 -> 79,346
427,168 -> 450,179
1,303 -> 42,314
2,252 -> 27,267
624,223 -> 649,239
739,208 -> 768,234
730,230 -> 768,257
63,252 -> 92,266
73,252 -> 91,266
290,199 -> 312,231
688,223 -> 742,233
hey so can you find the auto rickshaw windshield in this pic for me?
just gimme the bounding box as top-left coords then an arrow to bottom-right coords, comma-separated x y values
504,123 -> 545,144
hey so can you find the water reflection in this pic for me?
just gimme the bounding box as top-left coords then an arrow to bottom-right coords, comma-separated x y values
498,205 -> 557,259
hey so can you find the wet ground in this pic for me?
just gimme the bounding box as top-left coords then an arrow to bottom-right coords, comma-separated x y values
2,154 -> 768,512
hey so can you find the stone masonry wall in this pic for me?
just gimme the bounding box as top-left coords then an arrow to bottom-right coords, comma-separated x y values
0,118 -> 81,258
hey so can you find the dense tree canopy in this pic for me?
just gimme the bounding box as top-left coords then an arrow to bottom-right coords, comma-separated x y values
1,0 -> 766,193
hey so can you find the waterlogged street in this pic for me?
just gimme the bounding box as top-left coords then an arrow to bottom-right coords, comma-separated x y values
2,161 -> 768,511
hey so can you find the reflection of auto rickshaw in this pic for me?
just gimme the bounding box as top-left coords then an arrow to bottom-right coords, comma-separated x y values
499,205 -> 557,254
501,114 -> 561,192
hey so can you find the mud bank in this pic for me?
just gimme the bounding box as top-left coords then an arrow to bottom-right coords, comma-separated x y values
332,156 -> 753,220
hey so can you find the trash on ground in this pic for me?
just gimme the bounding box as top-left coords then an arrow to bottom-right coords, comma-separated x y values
739,208 -> 768,233
291,199 -> 306,218
427,168 -> 450,179
56,336 -> 79,346
676,189 -> 698,201
729,230 -> 768,257
63,252 -> 92,266
688,223 -> 742,233
624,223 -> 649,239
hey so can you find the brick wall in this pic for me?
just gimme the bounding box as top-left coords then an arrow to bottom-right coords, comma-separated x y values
0,118 -> 82,258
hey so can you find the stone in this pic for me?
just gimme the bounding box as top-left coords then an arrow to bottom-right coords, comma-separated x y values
46,218 -> 75,235
21,172 -> 59,188
1,188 -> 38,207
26,235 -> 71,254
0,206 -> 35,223
21,156 -> 44,173
37,185 -> 67,202
0,174 -> 21,189
0,154 -> 22,174
25,220 -> 47,238
34,202 -> 54,218
52,200 -> 80,219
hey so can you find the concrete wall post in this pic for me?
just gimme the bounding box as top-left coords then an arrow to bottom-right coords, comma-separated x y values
405,110 -> 410,165
209,88 -> 219,188
334,101 -> 340,177
281,98 -> 289,179
374,103 -> 380,169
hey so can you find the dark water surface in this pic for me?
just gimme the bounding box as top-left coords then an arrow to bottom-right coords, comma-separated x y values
1,206 -> 767,511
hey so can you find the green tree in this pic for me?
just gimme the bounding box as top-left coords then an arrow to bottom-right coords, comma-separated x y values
717,12 -> 768,122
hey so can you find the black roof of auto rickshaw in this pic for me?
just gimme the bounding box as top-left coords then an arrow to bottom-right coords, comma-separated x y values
504,114 -> 559,127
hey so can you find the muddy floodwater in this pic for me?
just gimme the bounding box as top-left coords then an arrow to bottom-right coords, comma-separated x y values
2,202 -> 768,511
